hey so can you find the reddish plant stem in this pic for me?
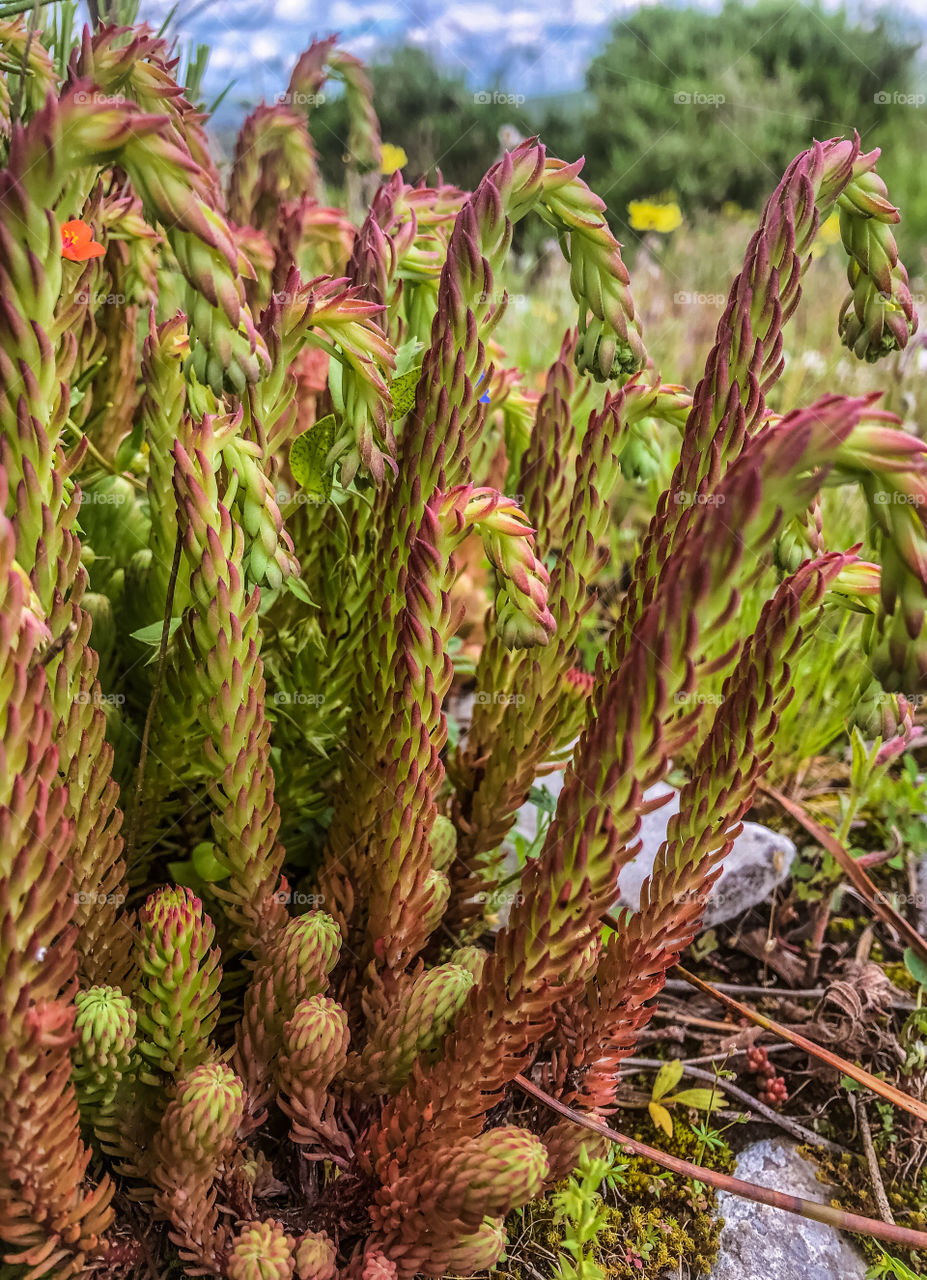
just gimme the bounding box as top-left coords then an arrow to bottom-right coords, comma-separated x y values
514,1074 -> 927,1252
761,783 -> 927,967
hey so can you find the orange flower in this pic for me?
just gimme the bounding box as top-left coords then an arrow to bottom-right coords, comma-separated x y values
60,219 -> 105,262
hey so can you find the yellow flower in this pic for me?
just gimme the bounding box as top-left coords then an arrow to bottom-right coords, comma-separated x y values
819,211 -> 841,243
380,143 -> 408,175
811,211 -> 842,258
627,199 -> 683,234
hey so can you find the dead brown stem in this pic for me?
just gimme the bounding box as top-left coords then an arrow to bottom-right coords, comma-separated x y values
514,1074 -> 927,1252
851,1093 -> 895,1226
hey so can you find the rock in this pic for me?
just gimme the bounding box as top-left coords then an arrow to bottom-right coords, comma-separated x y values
505,778 -> 795,929
619,785 -> 795,928
707,1139 -> 867,1280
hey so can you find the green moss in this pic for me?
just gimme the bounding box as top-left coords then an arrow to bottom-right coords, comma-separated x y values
883,961 -> 919,996
826,915 -> 858,937
487,1116 -> 732,1279
808,1146 -> 926,1277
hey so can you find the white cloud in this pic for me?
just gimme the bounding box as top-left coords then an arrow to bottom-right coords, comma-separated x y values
346,32 -> 380,54
443,2 -> 525,34
252,33 -> 283,59
207,45 -> 240,71
325,0 -> 402,26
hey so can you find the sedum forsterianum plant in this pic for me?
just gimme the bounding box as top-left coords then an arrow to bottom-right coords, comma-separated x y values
0,12 -> 925,1280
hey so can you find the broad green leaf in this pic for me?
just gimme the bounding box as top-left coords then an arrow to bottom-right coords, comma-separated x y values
652,1058 -> 684,1100
904,946 -> 927,989
648,1101 -> 674,1137
389,364 -> 422,419
130,617 -> 182,647
166,859 -> 206,893
192,841 -> 230,883
290,414 -> 337,501
671,1087 -> 720,1111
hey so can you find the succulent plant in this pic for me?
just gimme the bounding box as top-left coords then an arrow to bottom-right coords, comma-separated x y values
227,1220 -> 296,1280
0,14 -> 925,1280
71,984 -> 138,1115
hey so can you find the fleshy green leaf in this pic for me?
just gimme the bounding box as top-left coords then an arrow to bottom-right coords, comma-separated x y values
290,414 -> 337,501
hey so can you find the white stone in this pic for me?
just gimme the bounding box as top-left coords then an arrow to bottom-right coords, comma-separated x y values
506,777 -> 795,929
707,1139 -> 867,1280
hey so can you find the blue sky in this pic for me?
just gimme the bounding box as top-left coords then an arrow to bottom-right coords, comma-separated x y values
133,0 -> 927,119
134,0 -> 669,108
